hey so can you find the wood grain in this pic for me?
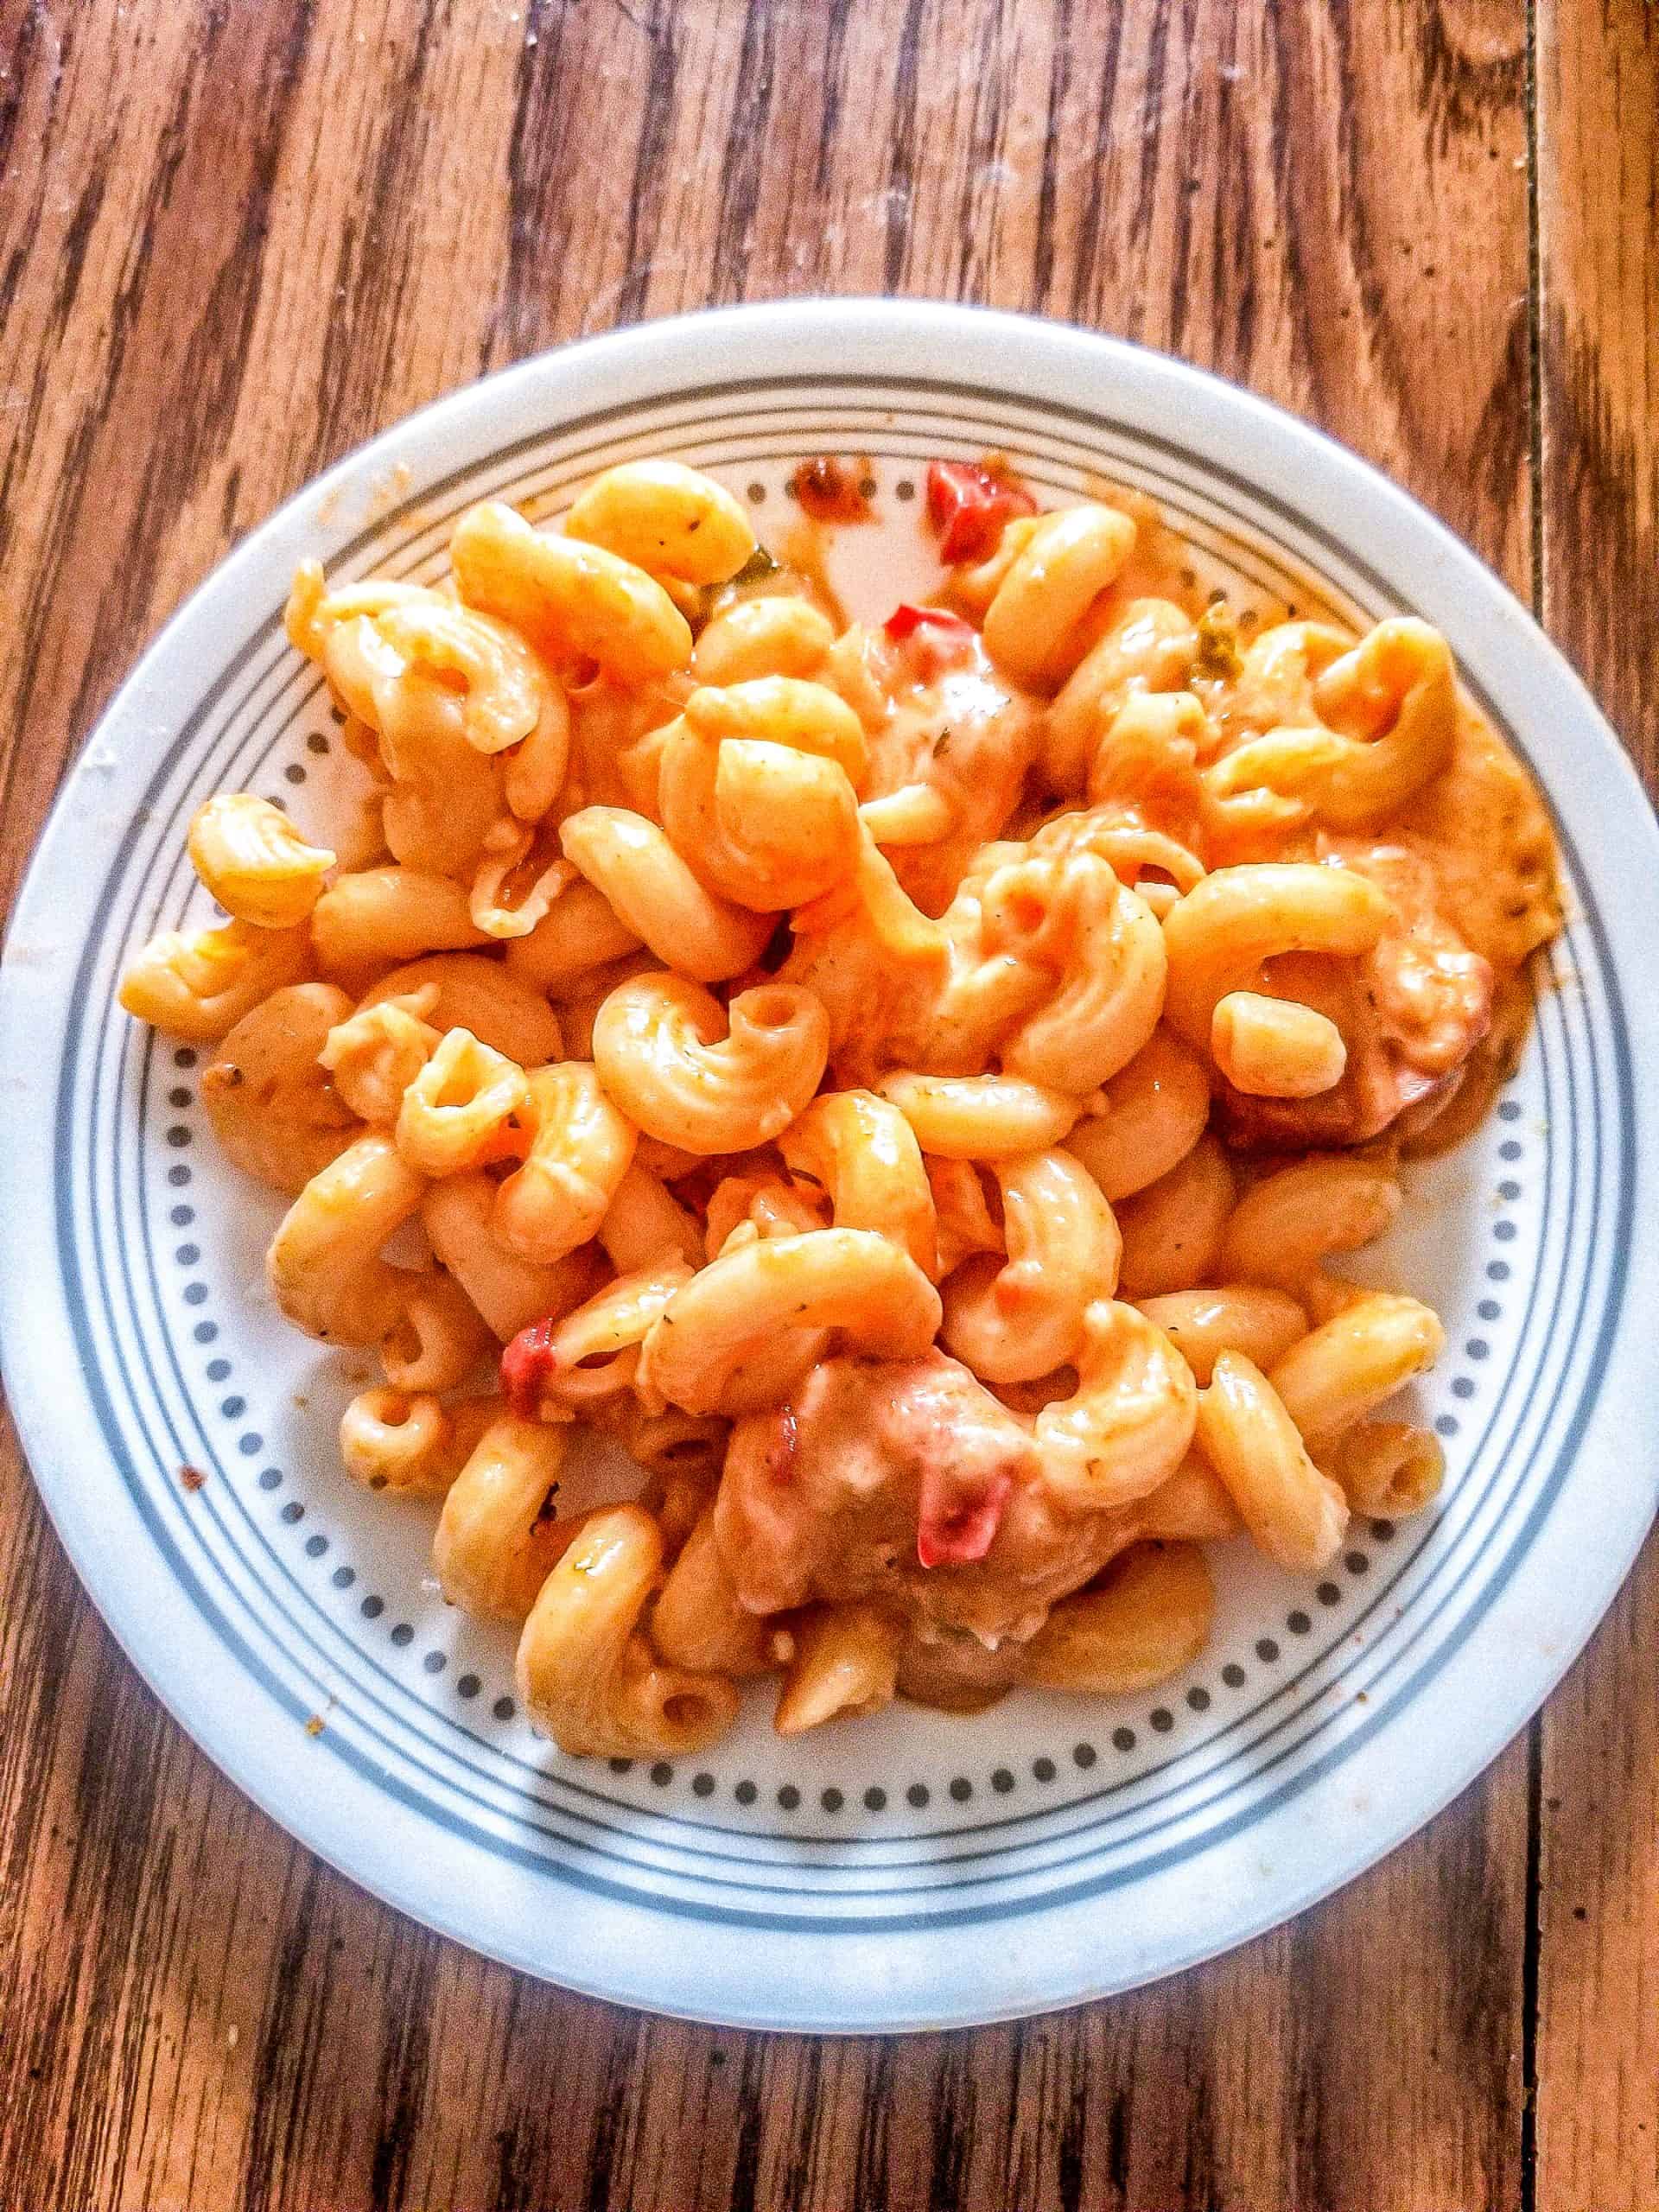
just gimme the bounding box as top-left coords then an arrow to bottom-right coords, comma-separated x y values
0,2 -> 1648,2206
1533,3 -> 1659,2209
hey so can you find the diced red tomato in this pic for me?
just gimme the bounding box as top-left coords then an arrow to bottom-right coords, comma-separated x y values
925,459 -> 1038,564
882,601 -> 979,680
916,1465 -> 1012,1569
500,1316 -> 559,1417
882,601 -> 974,643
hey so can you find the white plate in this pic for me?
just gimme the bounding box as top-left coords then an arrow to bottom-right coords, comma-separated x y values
3,301 -> 1656,2033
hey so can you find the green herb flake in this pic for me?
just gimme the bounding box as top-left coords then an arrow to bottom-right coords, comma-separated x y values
730,543 -> 780,588
1192,601 -> 1243,683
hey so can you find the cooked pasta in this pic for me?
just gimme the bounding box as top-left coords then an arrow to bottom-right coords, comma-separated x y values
118,452 -> 1560,1755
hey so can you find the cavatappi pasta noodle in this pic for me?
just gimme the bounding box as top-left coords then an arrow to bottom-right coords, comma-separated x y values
119,453 -> 1562,1755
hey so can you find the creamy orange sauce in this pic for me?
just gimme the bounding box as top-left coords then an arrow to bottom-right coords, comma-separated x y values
718,1350 -> 1139,1649
1392,703 -> 1561,969
859,632 -> 1045,916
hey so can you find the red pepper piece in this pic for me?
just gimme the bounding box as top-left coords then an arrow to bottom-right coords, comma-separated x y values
765,1402 -> 799,1486
916,1465 -> 1012,1569
500,1316 -> 559,1417
925,459 -> 1038,564
882,601 -> 973,642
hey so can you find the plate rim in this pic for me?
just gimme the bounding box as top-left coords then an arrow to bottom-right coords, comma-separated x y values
3,296 -> 1656,2031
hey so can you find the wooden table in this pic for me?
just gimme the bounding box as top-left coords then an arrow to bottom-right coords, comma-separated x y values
2,3 -> 1654,2204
